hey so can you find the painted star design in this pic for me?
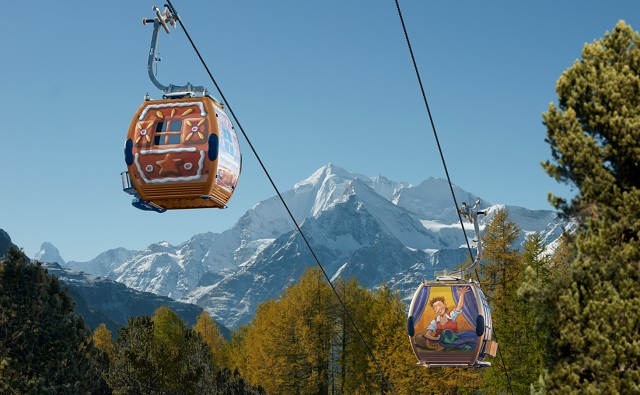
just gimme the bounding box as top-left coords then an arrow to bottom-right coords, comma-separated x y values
156,153 -> 183,176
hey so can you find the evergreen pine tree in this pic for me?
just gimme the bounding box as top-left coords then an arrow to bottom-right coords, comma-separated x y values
536,20 -> 640,393
106,309 -> 215,394
519,233 -> 575,391
152,306 -> 189,391
0,248 -> 104,394
105,316 -> 159,393
215,367 -> 265,395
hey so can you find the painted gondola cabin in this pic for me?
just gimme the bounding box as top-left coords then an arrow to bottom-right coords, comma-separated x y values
122,6 -> 241,212
407,201 -> 498,367
123,95 -> 241,211
407,278 -> 498,367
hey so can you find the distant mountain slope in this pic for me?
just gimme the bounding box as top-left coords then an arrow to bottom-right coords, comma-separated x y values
40,262 -> 231,340
2,236 -> 230,339
27,163 -> 566,330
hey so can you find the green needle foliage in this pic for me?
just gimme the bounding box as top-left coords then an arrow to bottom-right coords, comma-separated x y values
0,248 -> 104,394
105,309 -> 215,394
533,20 -> 640,394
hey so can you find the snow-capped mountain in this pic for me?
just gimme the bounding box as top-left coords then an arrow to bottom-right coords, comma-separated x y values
65,247 -> 138,277
2,234 -> 229,338
34,242 -> 65,265
41,261 -> 216,336
48,163 -> 566,330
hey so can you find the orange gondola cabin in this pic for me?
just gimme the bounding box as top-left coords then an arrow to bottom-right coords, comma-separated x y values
123,95 -> 241,212
122,6 -> 241,213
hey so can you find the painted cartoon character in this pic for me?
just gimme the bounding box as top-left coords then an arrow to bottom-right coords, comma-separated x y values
418,287 -> 478,352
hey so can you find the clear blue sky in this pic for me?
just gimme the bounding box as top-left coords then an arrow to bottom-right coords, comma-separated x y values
2,1 -> 638,262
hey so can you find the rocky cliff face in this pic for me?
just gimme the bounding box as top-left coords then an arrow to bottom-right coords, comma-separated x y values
0,229 -> 19,258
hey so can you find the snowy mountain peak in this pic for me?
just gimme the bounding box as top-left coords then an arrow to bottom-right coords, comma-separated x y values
49,163 -> 566,330
34,242 -> 65,265
294,163 -> 356,188
292,164 -> 413,218
371,174 -> 411,201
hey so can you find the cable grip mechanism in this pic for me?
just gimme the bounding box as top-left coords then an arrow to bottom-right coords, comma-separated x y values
142,5 -> 205,97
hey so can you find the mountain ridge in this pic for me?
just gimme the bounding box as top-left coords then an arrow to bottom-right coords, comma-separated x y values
26,163 -> 567,330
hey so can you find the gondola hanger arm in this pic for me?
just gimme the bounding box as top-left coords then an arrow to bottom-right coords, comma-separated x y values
142,5 -> 205,96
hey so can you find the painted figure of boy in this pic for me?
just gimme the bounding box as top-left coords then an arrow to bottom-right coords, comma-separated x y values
419,286 -> 477,352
